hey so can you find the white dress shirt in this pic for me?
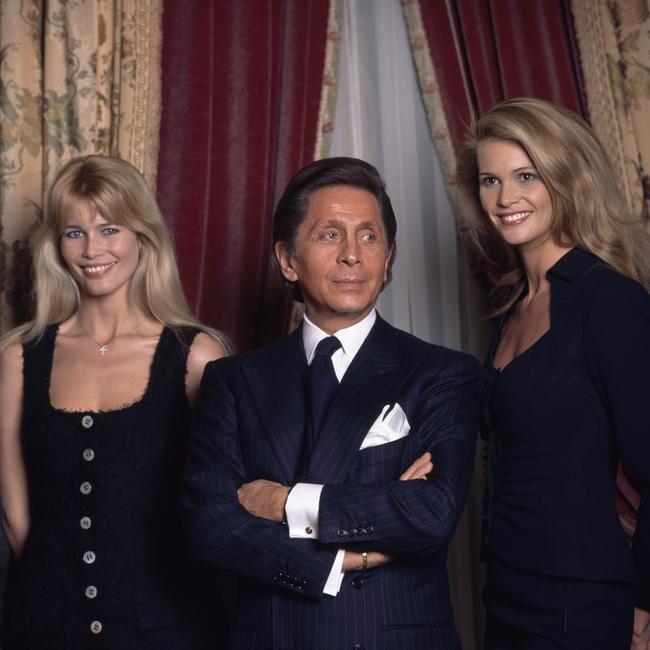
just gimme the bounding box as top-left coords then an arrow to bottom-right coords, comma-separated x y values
285,309 -> 376,595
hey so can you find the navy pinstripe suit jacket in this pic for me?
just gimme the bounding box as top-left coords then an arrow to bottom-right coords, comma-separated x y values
183,316 -> 481,650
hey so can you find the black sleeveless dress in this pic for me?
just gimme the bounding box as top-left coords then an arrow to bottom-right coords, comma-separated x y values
3,325 -> 225,650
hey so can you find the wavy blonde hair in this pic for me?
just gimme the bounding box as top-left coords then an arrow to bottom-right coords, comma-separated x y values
457,97 -> 650,313
2,155 -> 230,351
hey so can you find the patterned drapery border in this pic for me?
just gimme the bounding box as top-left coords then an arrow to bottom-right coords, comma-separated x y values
314,0 -> 344,161
571,0 -> 650,220
132,0 -> 163,190
400,0 -> 475,231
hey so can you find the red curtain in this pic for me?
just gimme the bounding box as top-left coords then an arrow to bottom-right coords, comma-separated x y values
157,0 -> 329,352
418,0 -> 587,153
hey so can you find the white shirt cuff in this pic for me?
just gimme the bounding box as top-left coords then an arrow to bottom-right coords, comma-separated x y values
323,549 -> 346,596
285,482 -> 323,539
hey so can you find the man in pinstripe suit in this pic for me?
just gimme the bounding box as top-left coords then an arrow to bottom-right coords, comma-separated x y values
183,157 -> 481,650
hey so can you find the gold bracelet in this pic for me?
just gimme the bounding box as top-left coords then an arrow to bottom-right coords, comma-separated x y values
361,552 -> 368,570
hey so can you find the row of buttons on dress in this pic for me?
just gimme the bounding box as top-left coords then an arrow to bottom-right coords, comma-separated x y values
81,414 -> 102,636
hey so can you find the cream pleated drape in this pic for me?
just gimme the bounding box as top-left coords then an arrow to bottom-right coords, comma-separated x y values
0,0 -> 162,332
572,0 -> 650,221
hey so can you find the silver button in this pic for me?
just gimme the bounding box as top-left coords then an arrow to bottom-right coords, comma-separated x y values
83,550 -> 96,564
83,448 -> 95,462
80,481 -> 92,495
90,620 -> 102,634
85,585 -> 97,599
80,516 -> 92,530
81,415 -> 94,429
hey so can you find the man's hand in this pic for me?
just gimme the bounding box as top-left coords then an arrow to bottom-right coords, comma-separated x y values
237,479 -> 290,522
340,453 -> 434,573
632,607 -> 650,650
238,452 -> 433,522
400,451 -> 433,480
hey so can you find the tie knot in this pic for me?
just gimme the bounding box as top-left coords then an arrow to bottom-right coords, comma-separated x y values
314,336 -> 341,359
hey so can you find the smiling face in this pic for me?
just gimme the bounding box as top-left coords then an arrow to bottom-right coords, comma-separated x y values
477,138 -> 554,252
275,185 -> 392,334
59,200 -> 140,301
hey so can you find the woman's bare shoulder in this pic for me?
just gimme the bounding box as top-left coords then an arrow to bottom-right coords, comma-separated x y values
189,332 -> 228,368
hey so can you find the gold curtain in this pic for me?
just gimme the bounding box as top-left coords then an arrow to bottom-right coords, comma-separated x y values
572,0 -> 650,221
0,0 -> 162,332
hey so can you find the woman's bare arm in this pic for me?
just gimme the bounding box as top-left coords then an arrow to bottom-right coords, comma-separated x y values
0,336 -> 29,556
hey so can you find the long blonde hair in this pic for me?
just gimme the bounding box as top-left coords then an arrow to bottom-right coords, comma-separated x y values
457,97 -> 650,312
2,155 -> 230,350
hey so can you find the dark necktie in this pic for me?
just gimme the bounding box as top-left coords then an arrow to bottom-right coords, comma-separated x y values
306,336 -> 342,447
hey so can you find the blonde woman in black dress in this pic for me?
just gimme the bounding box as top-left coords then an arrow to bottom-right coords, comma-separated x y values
0,156 -> 229,649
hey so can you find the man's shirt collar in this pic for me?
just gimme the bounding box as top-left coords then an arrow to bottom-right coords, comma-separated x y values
303,310 -> 376,365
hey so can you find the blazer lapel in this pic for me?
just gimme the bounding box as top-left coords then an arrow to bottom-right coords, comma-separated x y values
241,328 -> 308,482
305,317 -> 404,484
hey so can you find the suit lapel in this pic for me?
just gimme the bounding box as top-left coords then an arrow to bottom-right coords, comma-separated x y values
305,317 -> 405,484
241,329 -> 308,482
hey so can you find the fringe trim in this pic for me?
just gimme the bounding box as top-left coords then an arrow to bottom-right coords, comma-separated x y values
133,0 -> 163,191
570,0 -> 631,208
313,0 -> 343,161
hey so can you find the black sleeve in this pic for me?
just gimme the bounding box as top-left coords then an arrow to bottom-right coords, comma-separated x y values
584,277 -> 650,611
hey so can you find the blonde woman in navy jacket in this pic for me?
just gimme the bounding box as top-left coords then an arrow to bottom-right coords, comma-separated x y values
458,98 -> 650,650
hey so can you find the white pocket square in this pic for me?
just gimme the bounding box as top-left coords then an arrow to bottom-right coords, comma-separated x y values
359,403 -> 411,450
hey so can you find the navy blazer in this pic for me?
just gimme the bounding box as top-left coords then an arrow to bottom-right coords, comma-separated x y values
183,315 -> 480,650
483,247 -> 650,609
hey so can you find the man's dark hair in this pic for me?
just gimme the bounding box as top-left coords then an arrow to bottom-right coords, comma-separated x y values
272,156 -> 397,302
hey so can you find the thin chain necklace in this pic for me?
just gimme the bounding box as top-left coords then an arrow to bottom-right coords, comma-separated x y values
77,318 -> 142,357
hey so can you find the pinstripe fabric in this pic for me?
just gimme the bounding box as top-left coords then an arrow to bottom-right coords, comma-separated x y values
183,317 -> 481,650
